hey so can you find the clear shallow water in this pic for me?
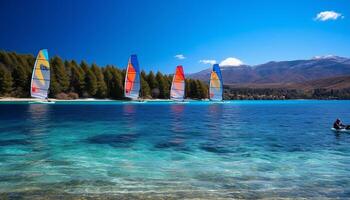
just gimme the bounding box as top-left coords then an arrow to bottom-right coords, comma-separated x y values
0,100 -> 350,199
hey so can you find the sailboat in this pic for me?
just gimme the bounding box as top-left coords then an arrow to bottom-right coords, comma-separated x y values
124,54 -> 142,101
170,65 -> 186,102
30,49 -> 54,104
209,64 -> 223,101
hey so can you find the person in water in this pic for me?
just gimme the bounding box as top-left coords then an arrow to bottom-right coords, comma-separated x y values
333,119 -> 350,129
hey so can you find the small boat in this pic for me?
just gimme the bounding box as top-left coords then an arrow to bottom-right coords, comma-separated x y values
30,49 -> 54,104
331,128 -> 350,133
209,64 -> 223,102
170,65 -> 186,102
124,55 -> 141,101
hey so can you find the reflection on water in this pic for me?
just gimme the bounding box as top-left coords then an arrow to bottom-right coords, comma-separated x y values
27,104 -> 50,120
123,104 -> 136,116
170,104 -> 185,116
27,104 -> 51,135
26,104 -> 51,143
0,101 -> 350,199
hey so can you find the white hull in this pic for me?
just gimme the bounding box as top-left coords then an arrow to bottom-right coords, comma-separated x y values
29,101 -> 55,104
331,128 -> 350,133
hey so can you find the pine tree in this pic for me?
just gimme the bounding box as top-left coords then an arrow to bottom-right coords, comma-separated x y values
156,71 -> 167,98
8,52 -> 20,66
103,66 -> 113,98
113,67 -> 124,99
190,79 -> 198,99
12,64 -> 28,97
164,74 -> 170,98
0,64 -> 13,96
0,51 -> 13,68
80,61 -> 93,97
68,60 -> 85,96
141,71 -> 151,98
49,73 -> 60,98
91,63 -> 107,98
147,71 -> 158,89
80,60 -> 90,73
51,56 -> 69,92
185,79 -> 191,99
104,66 -> 123,99
200,81 -> 208,99
85,67 -> 98,97
196,80 -> 208,99
64,60 -> 72,80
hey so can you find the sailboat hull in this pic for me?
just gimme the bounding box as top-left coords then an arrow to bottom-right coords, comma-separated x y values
28,101 -> 55,104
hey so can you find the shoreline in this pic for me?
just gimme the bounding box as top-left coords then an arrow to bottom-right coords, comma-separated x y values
0,97 -> 175,102
0,97 -> 348,102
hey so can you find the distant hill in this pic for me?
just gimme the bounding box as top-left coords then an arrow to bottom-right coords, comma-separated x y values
189,56 -> 350,84
292,75 -> 350,90
226,75 -> 350,91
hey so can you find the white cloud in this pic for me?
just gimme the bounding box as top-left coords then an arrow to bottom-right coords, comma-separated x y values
219,57 -> 243,67
199,59 -> 217,65
315,11 -> 343,21
174,54 -> 186,60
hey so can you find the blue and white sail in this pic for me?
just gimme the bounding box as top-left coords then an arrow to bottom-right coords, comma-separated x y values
209,64 -> 223,101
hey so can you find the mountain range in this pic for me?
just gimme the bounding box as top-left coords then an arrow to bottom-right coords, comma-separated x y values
189,56 -> 350,87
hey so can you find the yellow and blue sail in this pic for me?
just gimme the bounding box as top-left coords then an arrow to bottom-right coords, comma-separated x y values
124,55 -> 141,100
209,64 -> 223,101
30,49 -> 50,99
170,65 -> 185,101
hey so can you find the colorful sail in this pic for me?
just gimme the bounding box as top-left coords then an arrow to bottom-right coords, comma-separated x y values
124,54 -> 141,100
170,65 -> 185,101
209,64 -> 223,101
30,49 -> 50,99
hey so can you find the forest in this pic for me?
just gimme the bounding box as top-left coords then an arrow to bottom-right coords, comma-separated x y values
224,87 -> 350,100
0,51 -> 208,99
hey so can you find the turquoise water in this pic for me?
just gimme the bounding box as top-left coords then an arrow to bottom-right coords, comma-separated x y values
0,100 -> 350,199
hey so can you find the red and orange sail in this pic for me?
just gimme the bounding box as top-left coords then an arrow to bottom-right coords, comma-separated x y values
124,55 -> 141,100
170,65 -> 185,101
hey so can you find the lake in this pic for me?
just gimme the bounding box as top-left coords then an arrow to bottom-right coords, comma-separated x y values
0,100 -> 350,199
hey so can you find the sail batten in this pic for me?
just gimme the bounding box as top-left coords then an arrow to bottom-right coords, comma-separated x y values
124,55 -> 141,100
209,64 -> 223,101
30,49 -> 50,99
170,65 -> 185,101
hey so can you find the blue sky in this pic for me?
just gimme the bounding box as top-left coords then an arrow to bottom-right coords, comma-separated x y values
0,0 -> 349,73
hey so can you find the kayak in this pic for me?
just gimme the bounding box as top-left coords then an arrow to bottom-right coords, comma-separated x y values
331,128 -> 350,133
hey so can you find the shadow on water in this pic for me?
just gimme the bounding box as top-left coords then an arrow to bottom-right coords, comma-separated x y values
154,138 -> 190,151
87,133 -> 139,148
0,139 -> 31,146
152,104 -> 191,151
84,104 -> 143,148
199,143 -> 233,154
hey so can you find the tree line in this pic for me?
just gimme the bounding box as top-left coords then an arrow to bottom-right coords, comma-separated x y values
0,51 -> 208,99
224,87 -> 350,100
